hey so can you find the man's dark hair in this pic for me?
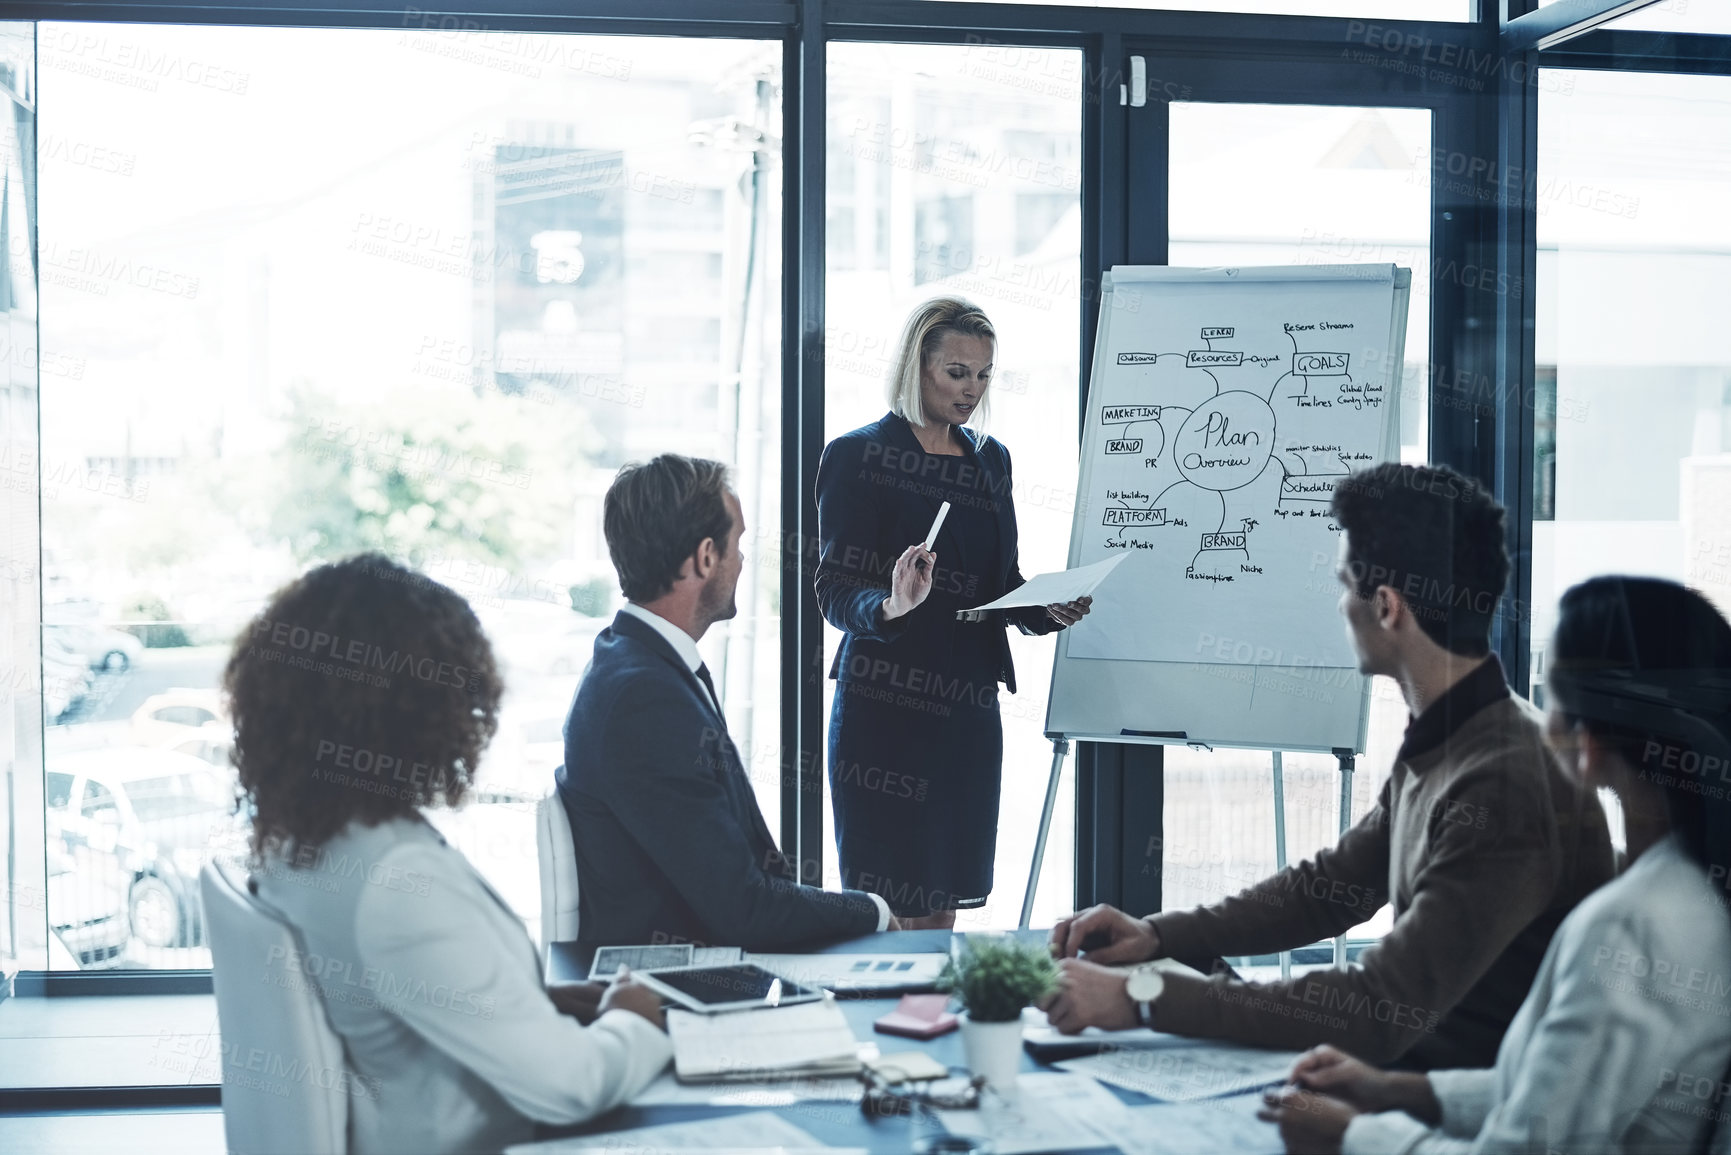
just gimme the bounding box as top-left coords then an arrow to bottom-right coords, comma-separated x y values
604,455 -> 734,602
1330,462 -> 1510,656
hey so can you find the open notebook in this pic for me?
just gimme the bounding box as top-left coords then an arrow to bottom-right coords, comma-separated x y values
667,999 -> 864,1083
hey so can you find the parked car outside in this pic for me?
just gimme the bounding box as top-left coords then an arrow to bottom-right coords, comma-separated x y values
46,748 -> 241,950
45,621 -> 145,672
167,735 -> 233,770
44,813 -> 130,968
41,632 -> 94,721
129,688 -> 229,749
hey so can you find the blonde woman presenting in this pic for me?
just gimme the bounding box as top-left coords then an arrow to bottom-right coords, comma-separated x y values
814,297 -> 1090,930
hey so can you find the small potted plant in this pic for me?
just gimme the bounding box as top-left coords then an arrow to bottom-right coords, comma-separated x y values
938,935 -> 1057,1092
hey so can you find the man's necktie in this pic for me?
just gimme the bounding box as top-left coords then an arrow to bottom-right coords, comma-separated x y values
695,662 -> 724,726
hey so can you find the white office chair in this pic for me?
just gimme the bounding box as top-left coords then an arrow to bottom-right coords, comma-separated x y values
536,789 -> 581,967
200,860 -> 349,1155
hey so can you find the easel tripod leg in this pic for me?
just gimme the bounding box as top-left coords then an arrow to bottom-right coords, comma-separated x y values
1334,751 -> 1355,968
1020,739 -> 1070,930
1273,750 -> 1290,982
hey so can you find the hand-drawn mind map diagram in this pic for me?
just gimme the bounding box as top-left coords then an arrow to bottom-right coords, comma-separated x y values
1093,321 -> 1387,581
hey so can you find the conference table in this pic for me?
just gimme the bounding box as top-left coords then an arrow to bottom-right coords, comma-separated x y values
539,929 -> 1286,1153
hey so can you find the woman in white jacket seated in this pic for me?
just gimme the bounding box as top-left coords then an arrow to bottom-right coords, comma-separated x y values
1261,575 -> 1731,1155
228,554 -> 670,1155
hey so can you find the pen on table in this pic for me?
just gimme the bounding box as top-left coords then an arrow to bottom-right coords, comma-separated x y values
918,502 -> 950,571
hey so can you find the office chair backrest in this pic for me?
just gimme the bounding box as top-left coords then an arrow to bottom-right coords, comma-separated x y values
536,789 -> 581,965
1709,1054 -> 1731,1155
201,860 -> 350,1155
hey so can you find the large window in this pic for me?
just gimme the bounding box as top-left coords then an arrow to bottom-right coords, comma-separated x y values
0,3 -> 1722,988
36,25 -> 782,968
823,42 -> 1082,930
1531,69 -> 1731,696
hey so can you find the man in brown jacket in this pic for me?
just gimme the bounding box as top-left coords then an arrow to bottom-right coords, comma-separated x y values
1042,462 -> 1614,1070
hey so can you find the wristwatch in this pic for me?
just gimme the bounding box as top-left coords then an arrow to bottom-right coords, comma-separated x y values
1125,963 -> 1165,1029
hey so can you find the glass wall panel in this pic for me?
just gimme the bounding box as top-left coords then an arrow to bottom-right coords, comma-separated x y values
0,21 -> 43,972
824,42 -> 1081,929
1162,102 -> 1435,946
1532,70 -> 1731,699
38,24 -> 782,966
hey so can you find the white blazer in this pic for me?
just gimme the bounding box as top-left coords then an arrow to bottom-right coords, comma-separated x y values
1345,834 -> 1731,1155
254,815 -> 670,1155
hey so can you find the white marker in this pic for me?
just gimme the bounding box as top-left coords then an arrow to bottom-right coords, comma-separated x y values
924,501 -> 951,551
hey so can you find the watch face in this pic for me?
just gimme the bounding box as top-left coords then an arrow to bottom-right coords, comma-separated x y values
1126,965 -> 1165,1002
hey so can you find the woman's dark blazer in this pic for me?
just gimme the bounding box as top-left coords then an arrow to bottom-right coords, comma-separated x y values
815,411 -> 1056,696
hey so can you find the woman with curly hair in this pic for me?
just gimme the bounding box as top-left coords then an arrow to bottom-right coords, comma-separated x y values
230,554 -> 668,1155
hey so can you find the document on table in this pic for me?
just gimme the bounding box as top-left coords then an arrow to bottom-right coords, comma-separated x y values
747,953 -> 946,993
959,554 -> 1127,614
632,1069 -> 864,1106
1092,1093 -> 1283,1155
934,1072 -> 1130,1155
669,999 -> 863,1083
588,944 -> 743,979
504,1110 -> 857,1153
1057,1042 -> 1301,1102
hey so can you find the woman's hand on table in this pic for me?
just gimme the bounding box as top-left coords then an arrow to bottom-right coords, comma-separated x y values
1290,1045 -> 1441,1123
1045,595 -> 1093,627
546,980 -> 608,1024
1257,1084 -> 1358,1155
598,968 -> 668,1031
881,544 -> 937,621
1288,1046 -> 1390,1113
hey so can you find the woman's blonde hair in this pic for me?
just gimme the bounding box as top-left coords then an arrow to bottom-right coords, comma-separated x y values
886,297 -> 996,428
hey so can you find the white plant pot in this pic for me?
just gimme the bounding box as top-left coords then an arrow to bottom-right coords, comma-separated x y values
959,1012 -> 1023,1092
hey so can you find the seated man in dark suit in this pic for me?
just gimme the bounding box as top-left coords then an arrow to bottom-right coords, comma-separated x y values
558,454 -> 895,956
